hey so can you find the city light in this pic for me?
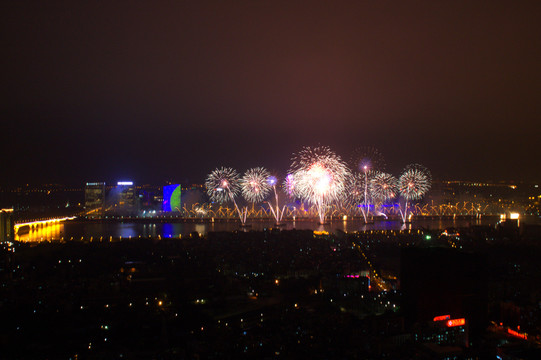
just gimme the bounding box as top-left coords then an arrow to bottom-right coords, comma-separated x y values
509,212 -> 520,220
446,318 -> 466,327
2,2 -> 539,358
507,328 -> 527,340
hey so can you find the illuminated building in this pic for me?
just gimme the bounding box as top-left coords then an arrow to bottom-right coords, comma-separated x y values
116,181 -> 136,214
0,208 -> 14,242
137,185 -> 162,213
84,182 -> 105,217
401,247 -> 487,348
162,184 -> 181,212
412,316 -> 468,350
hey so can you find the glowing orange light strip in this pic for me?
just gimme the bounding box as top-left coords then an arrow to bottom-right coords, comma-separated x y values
446,318 -> 466,327
507,328 -> 527,340
433,315 -> 451,322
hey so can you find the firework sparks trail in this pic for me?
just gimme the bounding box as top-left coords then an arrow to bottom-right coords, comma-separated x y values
350,146 -> 386,173
398,164 -> 431,223
266,175 -> 287,224
349,147 -> 386,223
290,146 -> 350,224
283,174 -> 296,198
347,170 -> 379,222
205,167 -> 247,224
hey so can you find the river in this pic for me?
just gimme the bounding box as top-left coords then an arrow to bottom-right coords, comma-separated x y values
15,215 -> 538,242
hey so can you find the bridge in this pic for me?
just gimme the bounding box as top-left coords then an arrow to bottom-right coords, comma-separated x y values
14,216 -> 76,234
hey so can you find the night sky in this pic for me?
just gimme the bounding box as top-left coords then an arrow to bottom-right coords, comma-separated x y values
2,1 -> 540,185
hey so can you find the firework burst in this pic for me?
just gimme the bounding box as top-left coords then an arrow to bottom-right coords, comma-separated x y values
290,146 -> 350,224
370,172 -> 398,203
346,170 -> 380,220
348,147 -> 386,223
399,164 -> 431,201
205,167 -> 241,203
346,172 -> 364,204
398,164 -> 431,222
206,167 -> 248,224
240,167 -> 271,203
350,146 -> 386,173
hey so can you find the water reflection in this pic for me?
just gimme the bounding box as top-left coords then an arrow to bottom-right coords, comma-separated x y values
117,223 -> 138,238
15,223 -> 64,242
162,223 -> 174,238
401,223 -> 411,231
14,215 -> 523,242
194,224 -> 206,235
142,224 -> 157,237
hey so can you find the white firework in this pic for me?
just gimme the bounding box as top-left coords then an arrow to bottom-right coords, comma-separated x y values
205,167 -> 248,225
240,167 -> 271,203
205,167 -> 240,204
370,172 -> 398,203
289,146 -> 350,224
398,164 -> 431,222
399,164 -> 431,201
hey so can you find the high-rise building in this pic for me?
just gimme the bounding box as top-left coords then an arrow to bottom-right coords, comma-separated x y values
0,208 -> 14,242
84,182 -> 105,217
401,246 -> 487,348
117,181 -> 136,214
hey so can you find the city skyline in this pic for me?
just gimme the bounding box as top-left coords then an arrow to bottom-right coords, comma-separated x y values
2,1 -> 540,185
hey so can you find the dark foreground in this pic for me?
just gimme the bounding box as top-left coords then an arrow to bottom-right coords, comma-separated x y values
2,224 -> 541,359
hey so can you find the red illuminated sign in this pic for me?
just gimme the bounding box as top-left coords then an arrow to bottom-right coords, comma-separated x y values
433,315 -> 451,322
446,318 -> 466,327
507,328 -> 527,340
